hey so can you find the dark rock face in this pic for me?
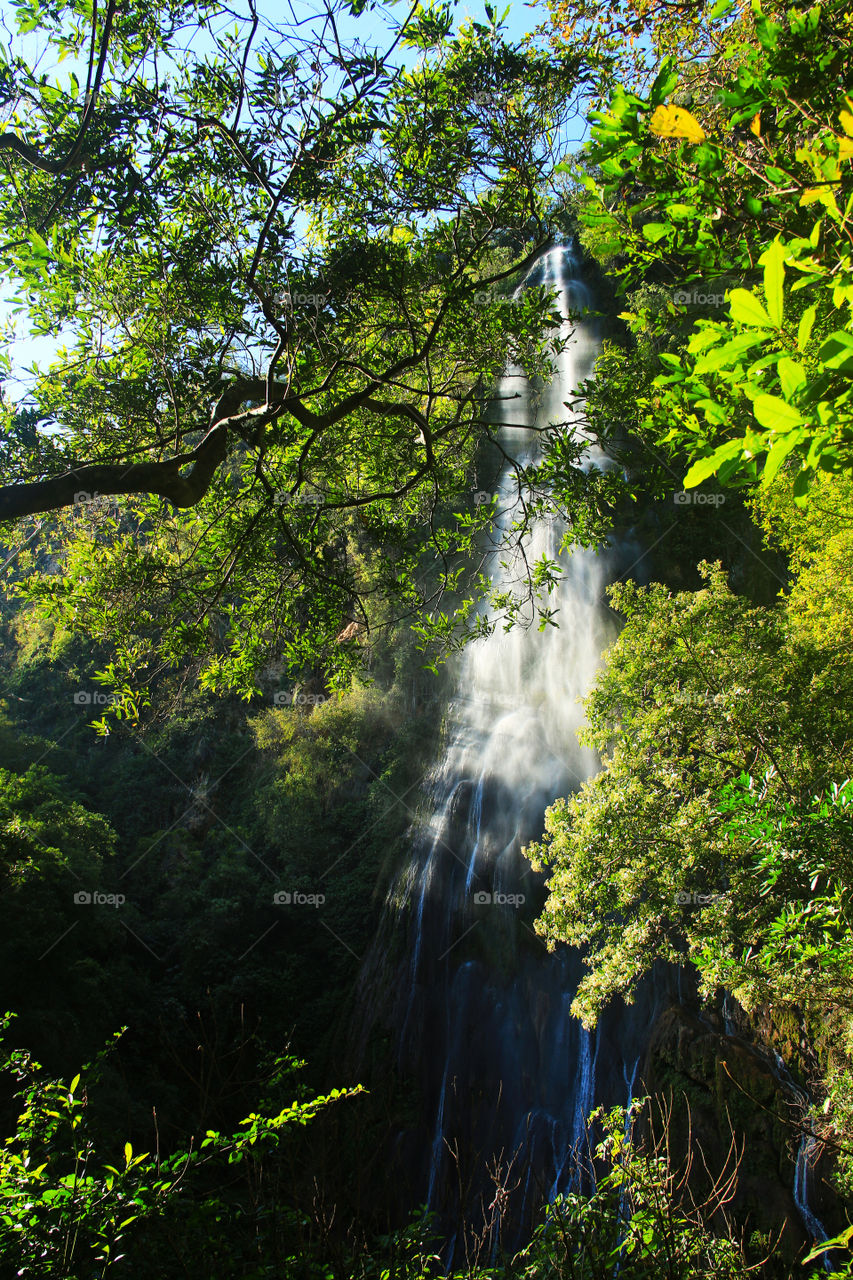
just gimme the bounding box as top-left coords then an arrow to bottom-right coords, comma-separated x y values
640,1001 -> 844,1262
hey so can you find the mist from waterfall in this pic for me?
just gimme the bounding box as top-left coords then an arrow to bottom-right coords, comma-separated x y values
350,244 -> 670,1251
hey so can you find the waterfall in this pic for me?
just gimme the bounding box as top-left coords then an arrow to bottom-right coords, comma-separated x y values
569,1022 -> 599,1188
770,1052 -> 832,1269
351,244 -> 669,1253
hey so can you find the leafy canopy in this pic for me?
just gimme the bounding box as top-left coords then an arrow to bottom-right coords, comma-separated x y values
0,0 -> 588,720
567,0 -> 853,504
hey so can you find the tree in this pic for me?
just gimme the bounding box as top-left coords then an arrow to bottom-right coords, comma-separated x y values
0,0 -> 587,716
561,0 -> 853,504
546,0 -> 756,104
0,1016 -> 362,1277
525,554 -> 853,1025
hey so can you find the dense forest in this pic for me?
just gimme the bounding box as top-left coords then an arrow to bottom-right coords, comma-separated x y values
0,0 -> 852,1274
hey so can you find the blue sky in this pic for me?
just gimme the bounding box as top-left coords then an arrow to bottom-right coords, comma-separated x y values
1,0 -> 588,396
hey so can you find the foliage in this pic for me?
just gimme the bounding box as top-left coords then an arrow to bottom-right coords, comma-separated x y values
0,1016 -> 361,1278
511,1101 -> 751,1279
526,552 -> 853,1024
567,0 -> 853,501
0,0 -> 589,719
4,0 -> 853,1274
702,773 -> 853,1008
526,465 -> 853,1245
547,0 -> 754,103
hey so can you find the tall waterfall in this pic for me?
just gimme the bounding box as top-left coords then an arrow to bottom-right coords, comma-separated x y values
350,245 -> 670,1251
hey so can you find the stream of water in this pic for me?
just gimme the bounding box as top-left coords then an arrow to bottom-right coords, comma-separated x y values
351,246 -> 666,1249
349,244 -> 830,1260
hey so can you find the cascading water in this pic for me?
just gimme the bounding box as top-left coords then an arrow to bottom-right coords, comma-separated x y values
771,1051 -> 832,1269
350,244 -> 667,1252
347,243 -> 838,1265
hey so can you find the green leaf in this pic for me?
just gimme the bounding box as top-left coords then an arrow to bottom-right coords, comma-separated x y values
764,430 -> 805,482
694,398 -> 729,425
759,238 -> 786,326
754,14 -> 781,50
683,439 -> 744,487
752,394 -> 804,432
667,203 -> 695,220
648,60 -> 679,107
694,332 -> 764,374
797,306 -> 817,351
657,352 -> 683,369
693,142 -> 723,173
818,330 -> 853,375
764,165 -> 789,184
777,357 -> 806,398
804,1225 -> 853,1263
728,289 -> 772,328
793,467 -> 812,505
642,222 -> 671,244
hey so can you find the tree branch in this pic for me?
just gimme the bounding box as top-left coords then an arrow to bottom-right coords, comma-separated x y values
0,381 -> 263,520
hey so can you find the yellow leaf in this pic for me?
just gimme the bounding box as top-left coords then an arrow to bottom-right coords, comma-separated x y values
750,112 -> 761,137
649,104 -> 706,145
841,98 -> 853,137
799,187 -> 840,217
839,137 -> 853,162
